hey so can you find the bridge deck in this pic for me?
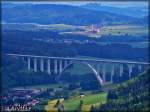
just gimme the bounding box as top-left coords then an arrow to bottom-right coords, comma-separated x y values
5,53 -> 149,65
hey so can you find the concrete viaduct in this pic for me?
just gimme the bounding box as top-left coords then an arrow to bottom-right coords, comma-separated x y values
6,54 -> 149,86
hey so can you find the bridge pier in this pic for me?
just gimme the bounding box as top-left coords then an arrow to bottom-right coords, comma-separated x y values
34,58 -> 37,72
119,64 -> 123,77
54,59 -> 58,74
128,64 -> 133,77
111,64 -> 115,83
47,59 -> 51,75
138,64 -> 142,72
27,57 -> 31,70
40,58 -> 44,72
102,63 -> 106,82
59,60 -> 63,73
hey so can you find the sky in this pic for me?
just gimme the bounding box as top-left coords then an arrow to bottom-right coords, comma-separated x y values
4,1 -> 148,8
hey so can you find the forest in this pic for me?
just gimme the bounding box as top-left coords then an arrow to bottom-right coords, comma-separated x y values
2,30 -> 148,61
98,69 -> 150,111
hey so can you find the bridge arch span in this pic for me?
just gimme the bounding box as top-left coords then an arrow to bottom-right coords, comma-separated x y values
6,53 -> 149,87
56,61 -> 103,85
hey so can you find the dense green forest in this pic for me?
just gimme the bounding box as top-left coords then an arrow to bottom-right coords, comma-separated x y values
2,30 -> 148,61
96,69 -> 150,111
2,55 -> 56,90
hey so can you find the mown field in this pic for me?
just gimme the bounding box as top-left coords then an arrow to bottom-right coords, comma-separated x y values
45,92 -> 107,111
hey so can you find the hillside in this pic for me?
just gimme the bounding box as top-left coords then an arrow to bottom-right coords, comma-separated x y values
2,3 -> 137,25
98,69 -> 150,111
81,3 -> 148,18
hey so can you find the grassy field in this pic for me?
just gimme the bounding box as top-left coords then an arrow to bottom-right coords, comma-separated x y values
45,92 -> 107,111
60,24 -> 148,37
64,92 -> 107,111
100,25 -> 148,36
47,24 -> 80,32
5,23 -> 148,37
82,92 -> 107,105
64,97 -> 81,111
45,98 -> 64,112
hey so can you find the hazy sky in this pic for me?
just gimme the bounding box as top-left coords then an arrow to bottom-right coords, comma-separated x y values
4,1 -> 148,8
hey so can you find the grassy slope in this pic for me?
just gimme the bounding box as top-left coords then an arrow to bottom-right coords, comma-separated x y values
43,92 -> 107,111
64,92 -> 107,111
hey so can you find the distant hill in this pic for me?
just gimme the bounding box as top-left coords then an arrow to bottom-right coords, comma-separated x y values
2,3 -> 138,25
81,3 -> 148,18
99,69 -> 150,111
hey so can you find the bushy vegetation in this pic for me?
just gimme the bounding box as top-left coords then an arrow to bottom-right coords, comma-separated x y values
2,56 -> 56,90
98,69 -> 150,111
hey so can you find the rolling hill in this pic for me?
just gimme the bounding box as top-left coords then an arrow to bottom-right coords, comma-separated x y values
81,3 -> 148,18
2,3 -> 138,25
